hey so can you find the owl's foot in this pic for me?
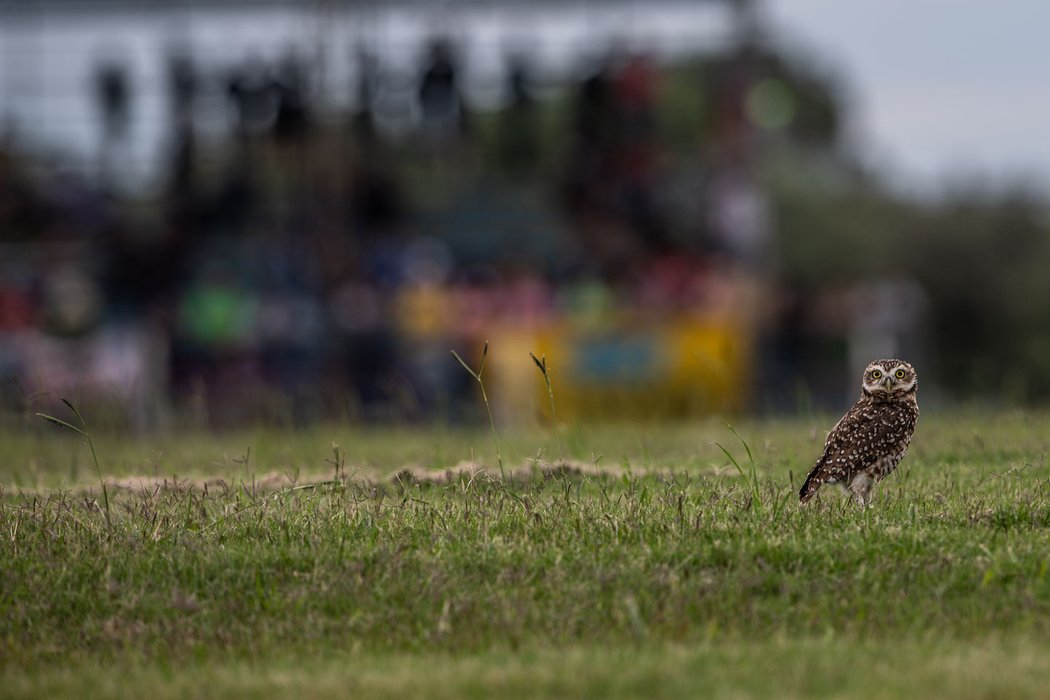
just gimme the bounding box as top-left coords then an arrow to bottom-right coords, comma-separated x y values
849,473 -> 874,508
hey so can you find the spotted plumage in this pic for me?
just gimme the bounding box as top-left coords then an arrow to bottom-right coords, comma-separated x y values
799,359 -> 919,507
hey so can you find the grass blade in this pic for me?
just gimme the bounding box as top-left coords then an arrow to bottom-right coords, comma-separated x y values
37,402 -> 112,531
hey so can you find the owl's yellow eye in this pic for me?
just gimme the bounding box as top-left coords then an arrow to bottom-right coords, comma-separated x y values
895,369 -> 906,379
871,370 -> 882,379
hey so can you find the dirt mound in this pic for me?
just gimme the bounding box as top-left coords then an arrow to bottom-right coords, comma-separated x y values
3,458 -> 668,498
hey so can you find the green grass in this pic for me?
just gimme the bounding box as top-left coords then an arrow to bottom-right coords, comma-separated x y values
3,410 -> 1050,697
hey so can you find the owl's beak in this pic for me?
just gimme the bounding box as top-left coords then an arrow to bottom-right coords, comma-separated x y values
881,377 -> 896,390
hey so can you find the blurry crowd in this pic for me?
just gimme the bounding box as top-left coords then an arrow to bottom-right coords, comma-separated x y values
0,33 -> 860,427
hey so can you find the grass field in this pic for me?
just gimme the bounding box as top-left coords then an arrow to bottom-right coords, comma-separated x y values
3,410 -> 1050,698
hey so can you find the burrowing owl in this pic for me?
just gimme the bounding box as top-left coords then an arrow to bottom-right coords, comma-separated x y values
799,359 -> 918,507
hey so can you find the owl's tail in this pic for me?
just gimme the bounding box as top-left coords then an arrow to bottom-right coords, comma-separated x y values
798,464 -> 824,505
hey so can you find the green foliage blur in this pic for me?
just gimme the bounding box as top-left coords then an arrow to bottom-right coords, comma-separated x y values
772,161 -> 1050,401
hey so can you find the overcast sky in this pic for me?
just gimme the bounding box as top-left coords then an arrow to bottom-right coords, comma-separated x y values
765,0 -> 1050,195
1,0 -> 1046,197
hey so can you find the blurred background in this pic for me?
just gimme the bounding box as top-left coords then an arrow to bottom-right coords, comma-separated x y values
1,0 -> 1048,429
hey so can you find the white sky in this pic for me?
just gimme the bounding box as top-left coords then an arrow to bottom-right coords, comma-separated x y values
765,0 -> 1050,195
2,1 -> 1048,197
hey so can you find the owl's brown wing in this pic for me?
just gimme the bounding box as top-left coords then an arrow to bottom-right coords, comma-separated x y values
799,402 -> 884,503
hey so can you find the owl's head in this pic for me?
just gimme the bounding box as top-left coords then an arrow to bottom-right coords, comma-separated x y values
862,359 -> 917,398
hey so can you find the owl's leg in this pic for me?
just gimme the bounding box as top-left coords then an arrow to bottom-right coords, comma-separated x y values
849,473 -> 874,508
